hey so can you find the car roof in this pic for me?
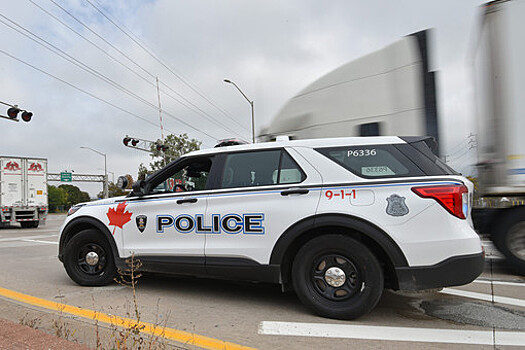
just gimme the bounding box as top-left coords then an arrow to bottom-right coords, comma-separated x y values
186,136 -> 406,158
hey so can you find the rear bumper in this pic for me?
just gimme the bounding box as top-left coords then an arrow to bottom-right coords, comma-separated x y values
395,252 -> 485,291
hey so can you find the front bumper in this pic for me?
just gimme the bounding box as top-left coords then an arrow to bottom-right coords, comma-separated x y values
394,252 -> 485,291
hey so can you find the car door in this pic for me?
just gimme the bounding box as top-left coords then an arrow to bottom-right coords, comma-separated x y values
120,155 -> 214,263
204,147 -> 322,265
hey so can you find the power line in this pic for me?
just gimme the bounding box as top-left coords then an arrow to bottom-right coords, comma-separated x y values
0,15 -> 219,141
2,13 -> 237,142
0,48 -> 158,128
0,47 -> 219,142
0,14 -> 156,109
84,0 -> 249,132
38,0 -> 248,139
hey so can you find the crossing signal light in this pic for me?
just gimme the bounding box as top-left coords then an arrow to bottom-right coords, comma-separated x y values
132,139 -> 139,146
21,111 -> 32,122
156,143 -> 169,152
123,137 -> 131,146
7,107 -> 19,119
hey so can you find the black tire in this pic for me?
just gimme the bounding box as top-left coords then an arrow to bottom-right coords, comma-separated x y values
292,234 -> 384,320
31,221 -> 39,228
493,208 -> 525,275
63,229 -> 116,286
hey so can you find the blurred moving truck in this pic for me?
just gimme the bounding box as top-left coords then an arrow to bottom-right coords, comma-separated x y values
260,30 -> 440,153
0,156 -> 48,228
473,0 -> 525,273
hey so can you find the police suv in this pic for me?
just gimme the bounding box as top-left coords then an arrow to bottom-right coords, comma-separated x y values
58,137 -> 484,319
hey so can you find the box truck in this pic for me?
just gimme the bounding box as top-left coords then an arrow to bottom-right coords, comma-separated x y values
0,156 -> 48,228
473,0 -> 525,273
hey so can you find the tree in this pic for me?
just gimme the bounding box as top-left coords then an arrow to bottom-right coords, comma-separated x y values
138,133 -> 201,180
58,184 -> 90,208
48,185 -> 68,212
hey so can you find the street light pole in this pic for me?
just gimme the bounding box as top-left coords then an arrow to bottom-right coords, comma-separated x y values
223,79 -> 255,143
80,146 -> 108,199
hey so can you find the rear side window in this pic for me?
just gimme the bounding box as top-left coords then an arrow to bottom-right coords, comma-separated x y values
396,141 -> 458,175
316,145 -> 425,178
220,149 -> 305,188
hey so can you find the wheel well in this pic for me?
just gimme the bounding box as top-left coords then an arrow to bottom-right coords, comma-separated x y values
279,226 -> 399,290
59,217 -> 118,261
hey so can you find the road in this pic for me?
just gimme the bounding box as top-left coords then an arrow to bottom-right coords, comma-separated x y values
0,214 -> 524,349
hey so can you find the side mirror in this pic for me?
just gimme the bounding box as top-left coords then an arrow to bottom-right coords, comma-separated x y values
132,179 -> 147,196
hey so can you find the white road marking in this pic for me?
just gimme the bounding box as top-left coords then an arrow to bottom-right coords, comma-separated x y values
473,279 -> 525,287
0,234 -> 58,242
441,288 -> 525,308
21,239 -> 58,245
258,321 -> 525,346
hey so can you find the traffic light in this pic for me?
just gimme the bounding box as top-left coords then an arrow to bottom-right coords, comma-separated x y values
155,143 -> 169,152
21,111 -> 32,122
7,107 -> 19,119
2,105 -> 33,123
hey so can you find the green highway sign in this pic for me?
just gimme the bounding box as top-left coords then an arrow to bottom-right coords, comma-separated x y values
60,172 -> 72,182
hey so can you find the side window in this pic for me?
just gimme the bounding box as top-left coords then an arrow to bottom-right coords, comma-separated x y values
275,151 -> 306,184
150,157 -> 212,194
220,150 -> 305,189
316,145 -> 424,178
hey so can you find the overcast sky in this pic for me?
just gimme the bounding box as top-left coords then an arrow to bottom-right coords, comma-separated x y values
1,0 -> 484,196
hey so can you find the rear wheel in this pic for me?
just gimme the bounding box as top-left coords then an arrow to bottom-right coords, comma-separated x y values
493,208 -> 525,274
63,229 -> 116,286
292,234 -> 384,320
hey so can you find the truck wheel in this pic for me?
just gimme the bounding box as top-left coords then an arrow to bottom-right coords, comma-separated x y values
494,209 -> 525,274
292,234 -> 384,320
63,229 -> 116,286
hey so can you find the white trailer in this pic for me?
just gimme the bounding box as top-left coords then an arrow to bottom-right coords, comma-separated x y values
473,0 -> 525,273
260,30 -> 440,154
0,156 -> 48,228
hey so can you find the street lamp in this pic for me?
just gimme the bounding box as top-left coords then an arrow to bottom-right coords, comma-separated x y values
223,79 -> 255,143
80,146 -> 108,199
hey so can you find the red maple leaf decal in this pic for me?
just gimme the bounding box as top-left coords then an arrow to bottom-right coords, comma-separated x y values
107,201 -> 132,235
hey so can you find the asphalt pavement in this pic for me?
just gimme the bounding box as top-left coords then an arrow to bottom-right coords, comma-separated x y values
0,214 -> 524,349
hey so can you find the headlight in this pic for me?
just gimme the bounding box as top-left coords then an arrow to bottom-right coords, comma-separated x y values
67,205 -> 85,216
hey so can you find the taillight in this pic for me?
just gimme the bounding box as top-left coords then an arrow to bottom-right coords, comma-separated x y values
411,184 -> 468,219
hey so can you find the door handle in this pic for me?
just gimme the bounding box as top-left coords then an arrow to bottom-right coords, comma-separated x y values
281,188 -> 309,196
176,198 -> 198,204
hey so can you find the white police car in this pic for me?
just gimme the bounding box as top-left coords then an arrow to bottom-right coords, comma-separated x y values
58,136 -> 484,319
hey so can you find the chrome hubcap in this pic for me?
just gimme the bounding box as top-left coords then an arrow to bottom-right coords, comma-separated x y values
85,251 -> 99,266
324,266 -> 346,287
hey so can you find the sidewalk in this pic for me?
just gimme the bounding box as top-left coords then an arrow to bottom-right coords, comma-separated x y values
0,318 -> 90,350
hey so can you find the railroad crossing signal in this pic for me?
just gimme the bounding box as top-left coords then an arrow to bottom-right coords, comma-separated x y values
122,135 -> 169,154
0,102 -> 33,123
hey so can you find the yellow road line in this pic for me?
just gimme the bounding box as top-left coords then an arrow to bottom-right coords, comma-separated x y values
0,286 -> 256,350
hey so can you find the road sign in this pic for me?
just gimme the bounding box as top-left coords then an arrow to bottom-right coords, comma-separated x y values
60,172 -> 72,182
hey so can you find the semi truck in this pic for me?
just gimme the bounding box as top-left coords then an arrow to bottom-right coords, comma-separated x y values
0,156 -> 48,228
472,0 -> 525,273
259,1 -> 525,273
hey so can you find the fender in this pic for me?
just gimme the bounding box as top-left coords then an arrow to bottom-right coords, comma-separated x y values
58,216 -> 120,263
270,213 -> 408,267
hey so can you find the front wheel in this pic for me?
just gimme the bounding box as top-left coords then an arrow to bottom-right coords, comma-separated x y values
292,234 -> 384,320
63,229 -> 116,286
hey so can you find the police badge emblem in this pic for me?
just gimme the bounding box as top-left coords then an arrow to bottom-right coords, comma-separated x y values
136,215 -> 147,233
386,194 -> 409,217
